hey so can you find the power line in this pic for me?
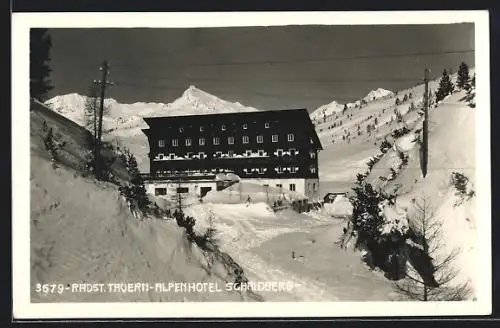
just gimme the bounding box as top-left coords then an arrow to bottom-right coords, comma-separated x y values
129,76 -> 427,83
111,82 -> 374,100
110,49 -> 474,68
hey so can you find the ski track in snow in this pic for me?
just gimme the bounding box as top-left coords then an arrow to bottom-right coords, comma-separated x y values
220,216 -> 340,301
232,249 -> 338,301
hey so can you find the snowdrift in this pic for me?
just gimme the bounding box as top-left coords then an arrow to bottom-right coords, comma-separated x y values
322,195 -> 353,218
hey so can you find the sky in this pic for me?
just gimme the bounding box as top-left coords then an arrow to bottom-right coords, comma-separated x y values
46,24 -> 474,111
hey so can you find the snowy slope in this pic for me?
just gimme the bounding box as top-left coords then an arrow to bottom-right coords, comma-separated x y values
311,71 -> 477,296
365,90 -> 476,292
310,88 -> 394,124
30,100 -> 261,302
312,74 -> 452,196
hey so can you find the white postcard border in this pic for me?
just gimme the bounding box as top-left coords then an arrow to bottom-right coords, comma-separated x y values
12,10 -> 491,319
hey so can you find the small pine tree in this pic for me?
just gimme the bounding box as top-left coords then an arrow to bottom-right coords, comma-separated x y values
435,69 -> 455,102
349,175 -> 396,252
380,139 -> 392,153
119,151 -> 150,214
409,102 -> 415,112
30,28 -> 54,101
394,196 -> 472,301
456,62 -> 470,90
465,73 -> 476,108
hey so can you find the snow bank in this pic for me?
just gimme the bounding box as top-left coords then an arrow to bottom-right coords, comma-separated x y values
203,182 -> 307,205
322,195 -> 353,217
184,202 -> 300,251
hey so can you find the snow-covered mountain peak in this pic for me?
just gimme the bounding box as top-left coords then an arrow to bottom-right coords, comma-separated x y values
44,85 -> 262,141
181,85 -> 213,102
362,88 -> 394,102
151,85 -> 259,117
309,99 -> 345,122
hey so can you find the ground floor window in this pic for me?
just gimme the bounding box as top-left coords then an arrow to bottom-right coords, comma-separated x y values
176,187 -> 189,193
276,184 -> 282,188
155,188 -> 167,196
289,184 -> 296,191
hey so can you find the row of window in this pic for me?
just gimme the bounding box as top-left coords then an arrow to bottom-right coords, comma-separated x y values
153,148 -> 315,161
152,163 -> 316,174
239,166 -> 308,174
158,133 -> 295,148
175,122 -> 271,134
155,183 -> 301,196
154,186 -> 189,196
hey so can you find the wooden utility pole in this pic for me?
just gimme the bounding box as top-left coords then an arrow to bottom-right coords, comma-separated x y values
92,87 -> 98,145
421,68 -> 430,178
93,60 -> 113,178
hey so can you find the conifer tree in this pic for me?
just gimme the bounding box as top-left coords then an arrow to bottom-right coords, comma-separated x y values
131,156 -> 149,208
456,62 -> 470,90
394,196 -> 472,301
120,152 -> 150,213
435,69 -> 455,102
30,28 -> 54,101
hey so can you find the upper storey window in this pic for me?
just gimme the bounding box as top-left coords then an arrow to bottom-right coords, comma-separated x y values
199,137 -> 205,146
185,138 -> 192,147
242,136 -> 249,144
179,127 -> 184,133
265,123 -> 270,128
221,124 -> 227,131
287,133 -> 295,142
158,139 -> 165,148
243,123 -> 248,130
272,135 -> 279,143
200,126 -> 204,132
172,139 -> 179,147
228,136 -> 235,145
213,137 -> 220,145
257,135 -> 264,143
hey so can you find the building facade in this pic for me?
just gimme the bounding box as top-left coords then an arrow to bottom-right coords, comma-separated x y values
142,109 -> 323,199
